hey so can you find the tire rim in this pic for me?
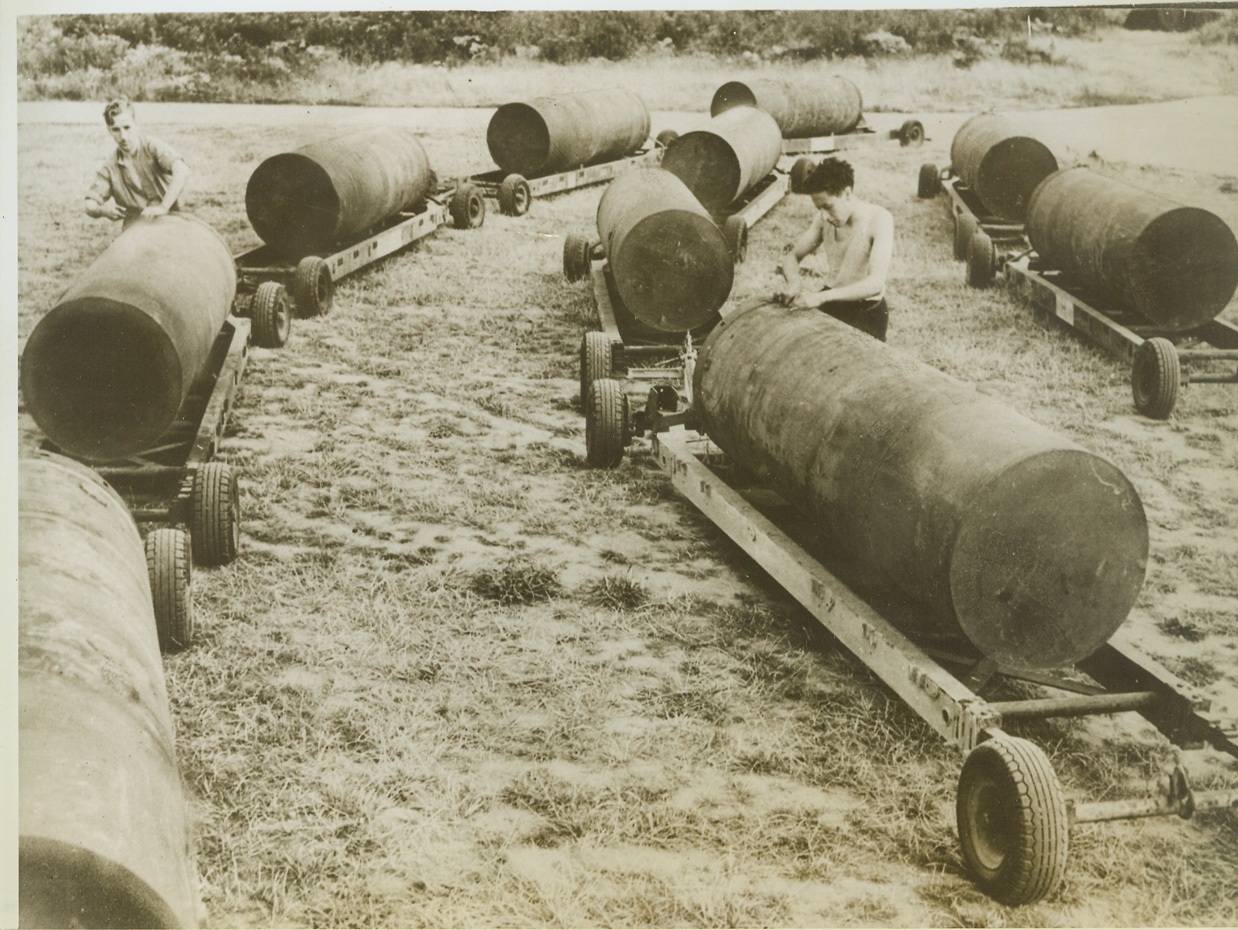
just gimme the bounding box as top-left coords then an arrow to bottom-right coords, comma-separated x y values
228,476 -> 240,554
276,292 -> 290,342
515,185 -> 529,213
965,779 -> 1014,874
470,194 -> 483,225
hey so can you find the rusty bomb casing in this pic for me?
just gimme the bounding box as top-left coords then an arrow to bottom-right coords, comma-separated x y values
487,90 -> 651,177
710,77 -> 863,139
596,168 -> 734,332
246,126 -> 436,257
661,106 -> 783,212
1028,166 -> 1238,331
950,113 -> 1059,222
20,454 -> 198,929
694,302 -> 1149,672
20,214 -> 236,463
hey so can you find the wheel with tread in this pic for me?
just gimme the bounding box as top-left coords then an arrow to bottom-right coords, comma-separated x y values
918,162 -> 942,198
790,157 -> 815,194
957,736 -> 1069,906
966,229 -> 997,288
146,528 -> 193,653
291,255 -> 333,318
954,212 -> 979,261
1132,337 -> 1180,419
656,129 -> 679,149
498,173 -> 532,216
899,119 -> 925,147
251,281 -> 291,349
585,378 -> 627,469
563,233 -> 593,282
450,183 -> 486,229
724,215 -> 749,264
191,462 -> 240,567
580,331 -> 615,408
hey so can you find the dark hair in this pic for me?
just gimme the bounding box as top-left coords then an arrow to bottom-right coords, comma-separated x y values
103,97 -> 135,127
801,157 -> 854,196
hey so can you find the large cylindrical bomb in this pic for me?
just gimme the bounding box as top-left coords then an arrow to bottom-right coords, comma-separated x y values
487,90 -> 651,177
20,214 -> 237,463
20,454 -> 198,929
596,169 -> 734,332
246,126 -> 436,256
1028,167 -> 1238,331
710,77 -> 863,138
694,303 -> 1149,672
661,106 -> 782,212
950,113 -> 1059,222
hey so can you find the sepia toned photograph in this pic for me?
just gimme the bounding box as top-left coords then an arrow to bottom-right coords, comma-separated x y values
11,4 -> 1238,927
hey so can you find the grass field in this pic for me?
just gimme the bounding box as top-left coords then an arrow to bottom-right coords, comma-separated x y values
16,72 -> 1238,928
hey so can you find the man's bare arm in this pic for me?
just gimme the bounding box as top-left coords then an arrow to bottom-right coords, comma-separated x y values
141,159 -> 190,218
778,212 -> 824,299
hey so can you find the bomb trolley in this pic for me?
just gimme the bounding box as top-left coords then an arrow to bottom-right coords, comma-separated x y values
781,117 -> 926,156
231,182 -> 487,322
585,392 -> 1238,902
916,161 -> 1029,270
38,317 -> 252,655
965,243 -> 1238,419
564,166 -> 790,441
465,143 -> 666,217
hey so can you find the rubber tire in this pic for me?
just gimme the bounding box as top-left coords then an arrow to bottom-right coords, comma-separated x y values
191,462 -> 240,567
450,183 -> 486,229
563,233 -> 592,282
146,528 -> 193,653
724,214 -> 748,264
918,162 -> 942,198
954,212 -> 979,261
291,256 -> 333,318
498,173 -> 532,216
967,230 -> 997,288
580,331 -> 615,409
656,128 -> 680,149
790,157 -> 815,195
899,119 -> 925,147
585,378 -> 627,469
251,281 -> 291,349
1132,337 -> 1181,419
957,736 -> 1069,906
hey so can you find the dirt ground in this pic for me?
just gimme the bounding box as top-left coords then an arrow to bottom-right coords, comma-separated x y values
15,92 -> 1238,927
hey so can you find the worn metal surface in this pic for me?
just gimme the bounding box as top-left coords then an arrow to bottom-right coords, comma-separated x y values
246,126 -> 436,256
950,113 -> 1058,222
19,454 -> 198,929
596,168 -> 733,332
693,302 -> 1149,671
20,214 -> 237,463
661,106 -> 782,212
1027,166 -> 1238,330
487,90 -> 650,176
710,77 -> 863,138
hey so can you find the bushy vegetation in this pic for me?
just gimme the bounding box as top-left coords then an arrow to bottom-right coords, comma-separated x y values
18,9 -> 1123,102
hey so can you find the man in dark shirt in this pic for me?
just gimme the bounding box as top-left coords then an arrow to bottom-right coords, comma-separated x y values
84,97 -> 191,226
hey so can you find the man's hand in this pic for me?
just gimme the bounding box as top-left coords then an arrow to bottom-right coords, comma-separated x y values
140,204 -> 170,219
89,201 -> 127,221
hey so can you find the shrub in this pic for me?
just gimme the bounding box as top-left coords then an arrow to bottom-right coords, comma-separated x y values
471,558 -> 561,605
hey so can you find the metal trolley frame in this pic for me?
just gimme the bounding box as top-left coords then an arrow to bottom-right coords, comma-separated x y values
465,144 -> 666,217
232,182 -> 487,325
39,317 -> 254,655
577,388 -> 1238,902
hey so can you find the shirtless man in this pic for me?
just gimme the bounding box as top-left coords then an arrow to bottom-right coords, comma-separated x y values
84,97 -> 191,227
776,157 -> 894,341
